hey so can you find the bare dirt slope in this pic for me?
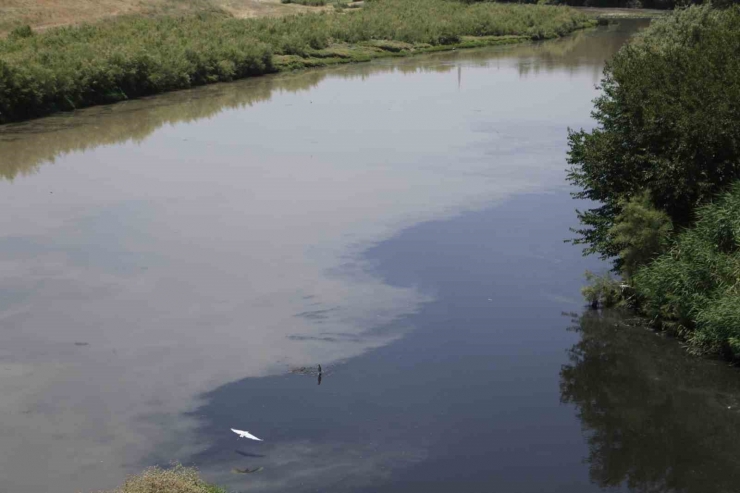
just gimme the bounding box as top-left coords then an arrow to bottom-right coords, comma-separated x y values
0,0 -> 325,34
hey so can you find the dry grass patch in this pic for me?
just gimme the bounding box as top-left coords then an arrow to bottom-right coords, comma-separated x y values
100,465 -> 226,493
0,0 -> 324,34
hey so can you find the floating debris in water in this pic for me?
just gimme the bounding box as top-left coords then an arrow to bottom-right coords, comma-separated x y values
290,364 -> 327,376
74,342 -> 89,346
235,450 -> 266,458
232,467 -> 263,474
231,429 -> 263,441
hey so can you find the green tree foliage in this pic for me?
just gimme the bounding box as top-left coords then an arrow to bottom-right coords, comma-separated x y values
567,6 -> 740,265
609,191 -> 672,278
633,183 -> 740,357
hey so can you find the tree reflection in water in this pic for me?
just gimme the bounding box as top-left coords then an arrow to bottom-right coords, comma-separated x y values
561,310 -> 740,493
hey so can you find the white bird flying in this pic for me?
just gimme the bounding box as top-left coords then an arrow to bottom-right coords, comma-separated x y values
231,428 -> 263,441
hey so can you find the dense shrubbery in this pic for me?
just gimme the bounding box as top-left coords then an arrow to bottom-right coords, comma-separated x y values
0,16 -> 274,122
0,0 -> 592,123
633,184 -> 740,357
569,6 -> 740,359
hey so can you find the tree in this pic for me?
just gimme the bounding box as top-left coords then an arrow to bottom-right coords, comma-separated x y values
567,6 -> 740,269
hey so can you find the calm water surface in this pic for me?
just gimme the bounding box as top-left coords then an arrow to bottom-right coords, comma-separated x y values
2,20 -> 740,493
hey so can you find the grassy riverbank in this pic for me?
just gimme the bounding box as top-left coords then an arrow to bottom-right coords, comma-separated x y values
569,6 -> 740,359
0,0 -> 593,123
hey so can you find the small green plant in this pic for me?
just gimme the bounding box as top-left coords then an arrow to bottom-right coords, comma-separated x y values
582,271 -> 623,309
7,24 -> 33,40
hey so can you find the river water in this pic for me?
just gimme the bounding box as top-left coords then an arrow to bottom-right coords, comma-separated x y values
2,19 -> 740,493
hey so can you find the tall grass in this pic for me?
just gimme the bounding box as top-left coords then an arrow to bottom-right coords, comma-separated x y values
0,0 -> 593,123
633,182 -> 740,359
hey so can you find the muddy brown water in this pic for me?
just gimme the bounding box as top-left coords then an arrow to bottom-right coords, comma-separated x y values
3,20 -> 740,493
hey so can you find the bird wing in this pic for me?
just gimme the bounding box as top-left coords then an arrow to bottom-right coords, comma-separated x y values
231,428 -> 263,441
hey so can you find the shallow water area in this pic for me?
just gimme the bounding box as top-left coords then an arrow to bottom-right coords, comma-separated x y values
4,20 -> 738,493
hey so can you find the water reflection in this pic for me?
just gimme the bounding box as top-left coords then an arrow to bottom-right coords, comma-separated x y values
516,21 -> 645,79
0,20 -> 649,181
235,450 -> 266,459
561,310 -> 740,493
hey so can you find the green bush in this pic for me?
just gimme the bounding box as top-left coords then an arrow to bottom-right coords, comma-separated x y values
0,0 -> 592,123
567,5 -> 740,266
633,183 -> 740,357
693,297 -> 740,358
608,191 -> 672,278
582,271 -> 623,308
7,25 -> 34,41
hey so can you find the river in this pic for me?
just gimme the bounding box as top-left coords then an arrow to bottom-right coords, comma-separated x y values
2,19 -> 739,493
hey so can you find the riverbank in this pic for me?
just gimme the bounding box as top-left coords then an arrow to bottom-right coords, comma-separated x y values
1,24 -> 627,182
0,0 -> 594,124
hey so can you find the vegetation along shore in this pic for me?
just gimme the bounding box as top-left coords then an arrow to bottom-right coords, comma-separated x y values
570,5 -> 740,361
0,0 -> 595,124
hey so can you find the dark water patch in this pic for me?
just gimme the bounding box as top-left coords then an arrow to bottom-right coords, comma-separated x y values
562,310 -> 740,493
183,191 -> 605,493
185,189 -> 740,493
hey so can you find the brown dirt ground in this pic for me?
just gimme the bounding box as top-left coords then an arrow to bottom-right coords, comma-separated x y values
0,0 -> 328,35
